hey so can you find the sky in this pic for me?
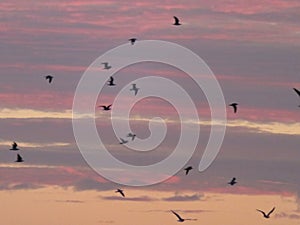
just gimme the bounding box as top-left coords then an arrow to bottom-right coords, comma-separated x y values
0,0 -> 300,224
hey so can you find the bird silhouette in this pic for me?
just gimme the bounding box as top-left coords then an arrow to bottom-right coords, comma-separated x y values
115,189 -> 125,197
119,138 -> 128,145
99,104 -> 112,111
45,75 -> 53,83
229,103 -> 238,113
184,166 -> 193,175
130,83 -> 139,96
256,207 -> 275,219
127,133 -> 136,141
107,76 -> 116,86
102,62 -> 112,70
293,88 -> 300,106
171,210 -> 196,222
15,154 -> 24,162
129,38 -> 137,45
10,142 -> 19,151
228,177 -> 237,186
173,16 -> 181,26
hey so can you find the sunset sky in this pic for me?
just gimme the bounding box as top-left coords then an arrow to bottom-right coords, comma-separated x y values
0,0 -> 300,225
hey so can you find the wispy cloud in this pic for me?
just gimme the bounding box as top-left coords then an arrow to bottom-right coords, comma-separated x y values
162,193 -> 203,201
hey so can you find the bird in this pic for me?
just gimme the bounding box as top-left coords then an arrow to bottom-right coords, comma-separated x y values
102,62 -> 112,70
115,189 -> 125,197
171,210 -> 196,222
10,142 -> 19,151
256,207 -> 275,219
293,88 -> 300,96
99,104 -> 112,111
130,83 -> 139,96
128,38 -> 137,45
127,133 -> 136,141
173,16 -> 181,26
184,166 -> 193,175
229,103 -> 238,113
228,177 -> 237,186
15,154 -> 24,162
119,138 -> 128,145
107,76 -> 116,86
45,75 -> 53,83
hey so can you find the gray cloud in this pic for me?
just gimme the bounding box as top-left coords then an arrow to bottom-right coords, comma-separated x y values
162,193 -> 203,202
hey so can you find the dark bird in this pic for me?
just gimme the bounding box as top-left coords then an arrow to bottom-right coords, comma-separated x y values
229,103 -> 238,113
293,88 -> 300,96
256,207 -> 275,219
129,38 -> 137,45
45,75 -> 53,83
173,16 -> 181,26
10,142 -> 19,151
15,154 -> 24,162
99,104 -> 112,111
107,76 -> 116,86
228,177 -> 237,186
119,138 -> 128,145
102,62 -> 112,70
115,189 -> 125,197
127,133 -> 136,141
171,210 -> 196,222
184,166 -> 193,175
130,83 -> 139,96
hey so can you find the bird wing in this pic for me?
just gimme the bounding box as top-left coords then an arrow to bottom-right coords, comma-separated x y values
171,211 -> 183,220
107,104 -> 112,109
256,209 -> 267,217
120,190 -> 125,197
134,89 -> 138,95
173,16 -> 180,24
120,138 -> 126,143
293,88 -> 300,96
267,207 -> 275,216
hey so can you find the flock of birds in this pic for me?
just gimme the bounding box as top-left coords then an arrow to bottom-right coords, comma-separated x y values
6,15 -> 300,223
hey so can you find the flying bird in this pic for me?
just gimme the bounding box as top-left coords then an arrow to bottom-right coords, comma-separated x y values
99,104 -> 112,111
293,88 -> 300,96
15,154 -> 24,162
45,75 -> 53,83
115,189 -> 125,197
102,62 -> 112,70
184,166 -> 193,175
127,133 -> 136,141
130,83 -> 139,96
256,207 -> 275,219
173,16 -> 181,26
10,142 -> 19,151
228,177 -> 237,186
229,103 -> 238,113
107,76 -> 116,86
119,138 -> 128,145
129,38 -> 137,45
171,210 -> 196,222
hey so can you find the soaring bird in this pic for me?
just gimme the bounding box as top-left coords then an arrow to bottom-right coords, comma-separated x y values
171,210 -> 196,222
115,189 -> 125,197
229,103 -> 238,113
129,38 -> 137,45
107,76 -> 116,86
228,177 -> 237,186
45,75 -> 53,83
127,133 -> 136,141
10,142 -> 19,151
99,104 -> 112,111
130,83 -> 139,96
102,62 -> 112,70
173,16 -> 181,26
184,166 -> 193,175
15,154 -> 24,162
256,207 -> 275,219
119,138 -> 128,145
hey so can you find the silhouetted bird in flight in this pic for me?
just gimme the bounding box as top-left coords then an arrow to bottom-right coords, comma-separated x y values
229,103 -> 238,113
10,142 -> 19,151
115,189 -> 125,197
171,210 -> 196,222
129,38 -> 137,45
127,133 -> 136,141
173,16 -> 181,26
228,177 -> 237,186
119,138 -> 128,145
45,75 -> 53,83
15,154 -> 24,162
293,88 -> 300,106
184,166 -> 193,175
99,104 -> 112,111
256,207 -> 275,219
130,83 -> 139,96
102,62 -> 112,70
107,76 -> 116,86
